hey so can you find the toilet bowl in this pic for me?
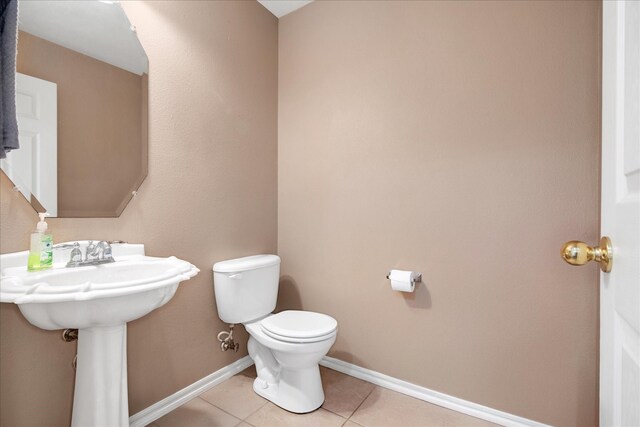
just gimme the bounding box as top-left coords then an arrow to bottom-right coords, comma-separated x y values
212,255 -> 338,413
245,311 -> 337,413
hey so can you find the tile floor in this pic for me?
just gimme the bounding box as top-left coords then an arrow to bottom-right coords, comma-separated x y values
150,366 -> 500,427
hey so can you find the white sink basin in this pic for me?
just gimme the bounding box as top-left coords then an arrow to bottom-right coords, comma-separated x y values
1,252 -> 198,329
0,242 -> 199,427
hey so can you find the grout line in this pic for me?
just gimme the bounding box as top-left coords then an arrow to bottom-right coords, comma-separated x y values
342,413 -> 366,427
191,371 -> 268,423
196,396 -> 244,424
346,385 -> 377,424
242,400 -> 269,421
322,405 -> 350,420
319,367 -> 376,422
318,367 -> 369,421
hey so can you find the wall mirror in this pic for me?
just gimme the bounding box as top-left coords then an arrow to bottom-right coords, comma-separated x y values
1,0 -> 148,217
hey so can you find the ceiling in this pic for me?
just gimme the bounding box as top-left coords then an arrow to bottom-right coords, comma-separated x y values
19,1 -> 148,75
257,0 -> 313,18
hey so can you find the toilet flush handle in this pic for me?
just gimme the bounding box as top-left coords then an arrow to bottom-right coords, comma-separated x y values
228,272 -> 243,280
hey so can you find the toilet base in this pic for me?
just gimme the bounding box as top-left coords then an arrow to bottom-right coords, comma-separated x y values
247,333 -> 328,414
244,315 -> 336,414
252,366 -> 324,413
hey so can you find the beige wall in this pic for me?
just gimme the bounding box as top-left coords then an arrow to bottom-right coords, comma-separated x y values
17,31 -> 146,218
0,1 -> 277,426
1,1 -> 602,426
278,1 -> 601,426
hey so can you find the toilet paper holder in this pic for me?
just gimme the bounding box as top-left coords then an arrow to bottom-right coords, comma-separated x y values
386,271 -> 422,284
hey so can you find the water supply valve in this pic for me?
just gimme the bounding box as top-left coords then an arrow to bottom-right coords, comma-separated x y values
217,324 -> 239,352
62,328 -> 78,342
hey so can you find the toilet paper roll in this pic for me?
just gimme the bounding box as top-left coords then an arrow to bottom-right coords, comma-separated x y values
388,269 -> 420,293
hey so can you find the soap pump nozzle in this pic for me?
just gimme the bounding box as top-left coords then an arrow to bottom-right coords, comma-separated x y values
36,212 -> 50,233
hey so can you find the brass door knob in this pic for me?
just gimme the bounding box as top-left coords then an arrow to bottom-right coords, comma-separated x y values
561,236 -> 613,273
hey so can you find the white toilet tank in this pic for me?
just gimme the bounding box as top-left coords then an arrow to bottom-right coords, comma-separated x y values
213,255 -> 280,324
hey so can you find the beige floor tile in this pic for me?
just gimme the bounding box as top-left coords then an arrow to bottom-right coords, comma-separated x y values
245,402 -> 346,427
236,423 -> 254,427
320,367 -> 375,418
350,387 -> 499,427
200,370 -> 267,419
350,387 -> 443,427
154,397 -> 241,427
342,421 -> 364,427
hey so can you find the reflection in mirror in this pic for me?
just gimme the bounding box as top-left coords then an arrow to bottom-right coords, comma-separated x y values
0,0 -> 148,217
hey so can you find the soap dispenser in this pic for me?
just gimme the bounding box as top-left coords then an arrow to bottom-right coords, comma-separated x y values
28,213 -> 53,271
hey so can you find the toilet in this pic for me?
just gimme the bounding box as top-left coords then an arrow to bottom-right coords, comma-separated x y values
212,255 -> 337,413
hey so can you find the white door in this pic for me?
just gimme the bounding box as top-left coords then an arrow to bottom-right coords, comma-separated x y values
601,1 -> 640,426
0,73 -> 57,216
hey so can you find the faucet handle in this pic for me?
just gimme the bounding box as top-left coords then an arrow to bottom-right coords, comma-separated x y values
85,240 -> 98,261
67,242 -> 83,267
70,242 -> 82,260
100,241 -> 115,262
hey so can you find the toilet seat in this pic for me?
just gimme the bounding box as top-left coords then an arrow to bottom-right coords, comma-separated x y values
260,310 -> 337,344
261,328 -> 337,344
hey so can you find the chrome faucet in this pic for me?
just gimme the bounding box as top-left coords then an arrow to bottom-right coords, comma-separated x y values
85,241 -> 99,262
69,243 -> 83,265
57,241 -> 116,267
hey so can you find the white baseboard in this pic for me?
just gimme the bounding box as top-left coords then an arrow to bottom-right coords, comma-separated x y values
320,356 -> 551,427
129,355 -> 253,427
129,354 -> 550,427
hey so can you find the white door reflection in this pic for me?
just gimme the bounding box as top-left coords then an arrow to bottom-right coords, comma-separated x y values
1,73 -> 57,216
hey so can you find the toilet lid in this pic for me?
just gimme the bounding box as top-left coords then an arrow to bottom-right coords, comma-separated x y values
260,310 -> 337,341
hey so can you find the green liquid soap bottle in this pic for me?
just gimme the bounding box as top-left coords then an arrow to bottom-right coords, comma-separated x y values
28,213 -> 53,271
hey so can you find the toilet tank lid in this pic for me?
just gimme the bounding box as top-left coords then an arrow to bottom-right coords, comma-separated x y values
213,254 -> 280,273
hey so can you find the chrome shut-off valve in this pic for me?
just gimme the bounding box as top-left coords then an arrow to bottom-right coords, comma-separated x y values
217,324 -> 239,352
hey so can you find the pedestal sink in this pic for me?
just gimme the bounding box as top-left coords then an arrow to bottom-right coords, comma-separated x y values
0,242 -> 199,427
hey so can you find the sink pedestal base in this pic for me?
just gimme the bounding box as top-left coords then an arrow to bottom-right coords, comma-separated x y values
72,324 -> 129,427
